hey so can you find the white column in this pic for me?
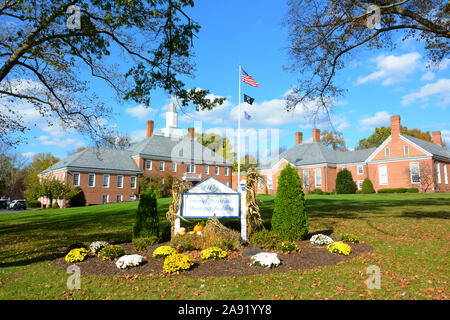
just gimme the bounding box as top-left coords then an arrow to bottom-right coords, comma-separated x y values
174,199 -> 181,235
240,183 -> 247,243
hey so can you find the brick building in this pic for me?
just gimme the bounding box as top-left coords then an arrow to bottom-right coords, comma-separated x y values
38,104 -> 233,207
232,115 -> 450,194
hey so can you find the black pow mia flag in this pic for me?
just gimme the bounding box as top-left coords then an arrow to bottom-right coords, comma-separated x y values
243,94 -> 255,105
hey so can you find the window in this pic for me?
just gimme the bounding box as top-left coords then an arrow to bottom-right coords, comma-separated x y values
385,148 -> 390,156
117,175 -> 123,188
302,170 -> 310,188
159,161 -> 165,171
187,164 -> 195,173
205,165 -> 209,174
88,173 -> 95,187
410,162 -> 420,184
172,162 -> 177,172
130,195 -> 137,201
379,164 -> 388,185
102,194 -> 109,204
315,168 -> 322,187
267,175 -> 273,189
444,165 -> 448,184
404,145 -> 409,155
357,180 -> 363,190
145,160 -> 152,170
116,195 -> 122,203
130,176 -> 136,189
103,174 -> 110,188
224,167 -> 229,176
215,166 -> 220,175
436,163 -> 441,184
72,173 -> 80,186
357,165 -> 364,175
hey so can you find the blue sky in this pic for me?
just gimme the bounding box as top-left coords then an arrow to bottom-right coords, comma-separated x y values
13,0 -> 450,161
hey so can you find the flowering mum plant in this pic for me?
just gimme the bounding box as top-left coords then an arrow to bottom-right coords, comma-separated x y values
163,253 -> 194,274
89,241 -> 110,254
277,241 -> 300,254
115,254 -> 144,269
201,247 -> 227,260
251,252 -> 281,268
152,245 -> 177,259
65,248 -> 89,263
310,234 -> 334,246
97,245 -> 125,261
327,241 -> 351,256
341,233 -> 359,243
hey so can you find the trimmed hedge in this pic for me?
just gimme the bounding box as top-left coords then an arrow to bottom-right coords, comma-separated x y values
361,178 -> 376,194
26,200 -> 41,208
132,189 -> 159,239
336,169 -> 356,194
377,188 -> 419,194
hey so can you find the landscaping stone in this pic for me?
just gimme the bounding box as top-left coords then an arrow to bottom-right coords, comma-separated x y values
242,246 -> 262,257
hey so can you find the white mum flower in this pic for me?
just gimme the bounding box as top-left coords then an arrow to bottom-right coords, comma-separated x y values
89,241 -> 110,254
115,254 -> 144,269
310,234 -> 334,246
251,252 -> 280,268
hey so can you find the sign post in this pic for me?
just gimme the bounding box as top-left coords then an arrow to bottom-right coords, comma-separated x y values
240,181 -> 247,243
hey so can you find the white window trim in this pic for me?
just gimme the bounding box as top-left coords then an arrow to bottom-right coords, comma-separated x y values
436,163 -> 441,184
130,176 -> 137,189
215,166 -> 220,176
160,161 -> 165,171
444,165 -> 448,184
303,170 -> 310,188
385,148 -> 390,157
72,172 -> 80,186
404,145 -> 409,155
102,194 -> 109,204
103,174 -> 110,188
116,194 -> 123,203
225,167 -> 229,176
187,164 -> 196,173
88,173 -> 96,187
172,162 -> 177,172
357,180 -> 363,190
378,164 -> 388,185
145,160 -> 152,170
315,168 -> 322,187
205,165 -> 209,174
117,175 -> 124,188
267,174 -> 273,190
409,162 -> 420,184
357,165 -> 364,175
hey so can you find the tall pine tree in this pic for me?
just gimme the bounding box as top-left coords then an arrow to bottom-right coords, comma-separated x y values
271,164 -> 308,241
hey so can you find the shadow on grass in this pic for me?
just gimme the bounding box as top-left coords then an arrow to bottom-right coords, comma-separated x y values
399,210 -> 450,219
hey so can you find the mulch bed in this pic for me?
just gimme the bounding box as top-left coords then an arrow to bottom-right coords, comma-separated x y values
51,240 -> 373,278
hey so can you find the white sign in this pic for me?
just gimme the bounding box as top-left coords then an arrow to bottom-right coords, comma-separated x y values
181,177 -> 240,218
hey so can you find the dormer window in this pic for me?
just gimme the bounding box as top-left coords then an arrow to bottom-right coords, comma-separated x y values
385,148 -> 390,156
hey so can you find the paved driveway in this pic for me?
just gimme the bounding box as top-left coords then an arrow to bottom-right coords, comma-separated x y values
0,209 -> 32,214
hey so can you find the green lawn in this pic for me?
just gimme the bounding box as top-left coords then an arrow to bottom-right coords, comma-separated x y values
0,193 -> 449,300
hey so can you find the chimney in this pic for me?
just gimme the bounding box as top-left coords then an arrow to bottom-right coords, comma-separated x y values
312,129 -> 320,142
146,120 -> 154,138
188,127 -> 195,140
432,131 -> 443,146
390,115 -> 401,137
295,132 -> 303,145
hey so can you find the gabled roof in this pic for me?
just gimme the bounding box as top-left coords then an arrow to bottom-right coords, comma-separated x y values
260,142 -> 376,169
402,134 -> 450,161
129,134 -> 233,166
39,148 -> 142,176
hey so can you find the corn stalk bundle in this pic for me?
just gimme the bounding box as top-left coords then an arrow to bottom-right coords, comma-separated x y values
166,179 -> 191,238
245,167 -> 264,237
201,214 -> 242,249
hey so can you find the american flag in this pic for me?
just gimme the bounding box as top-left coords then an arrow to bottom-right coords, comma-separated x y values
241,68 -> 259,87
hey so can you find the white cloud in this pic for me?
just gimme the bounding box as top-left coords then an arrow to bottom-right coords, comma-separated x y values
442,129 -> 450,145
125,104 -> 154,119
401,78 -> 450,107
129,129 -> 147,143
357,52 -> 422,86
37,135 -> 84,149
21,152 -> 36,158
358,111 -> 391,131
421,71 -> 435,82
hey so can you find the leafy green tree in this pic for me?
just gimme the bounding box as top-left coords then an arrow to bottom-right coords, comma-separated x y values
24,153 -> 59,200
0,0 -> 225,146
361,178 -> 376,194
66,186 -> 86,207
38,178 -> 71,208
336,169 -> 356,194
271,164 -> 308,241
133,189 -> 159,239
320,130 -> 348,151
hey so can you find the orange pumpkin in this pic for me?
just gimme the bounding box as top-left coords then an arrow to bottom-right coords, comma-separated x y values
193,225 -> 203,233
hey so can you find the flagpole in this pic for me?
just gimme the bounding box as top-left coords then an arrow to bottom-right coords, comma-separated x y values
238,64 -> 241,191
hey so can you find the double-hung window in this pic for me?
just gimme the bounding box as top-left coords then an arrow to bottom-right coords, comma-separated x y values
117,175 -> 123,188
314,168 -> 322,187
436,163 -> 441,184
410,162 -> 420,184
172,162 -> 177,172
205,165 -> 209,174
160,161 -> 165,171
302,170 -> 310,188
357,165 -> 364,175
88,173 -> 96,187
187,164 -> 195,173
72,173 -> 80,186
379,164 -> 388,185
444,165 -> 448,184
103,174 -> 110,188
145,160 -> 152,170
215,166 -> 220,175
130,176 -> 137,189
267,175 -> 273,190
224,167 -> 229,176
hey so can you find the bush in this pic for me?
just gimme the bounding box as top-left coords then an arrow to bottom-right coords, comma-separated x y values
171,234 -> 194,253
250,229 -> 282,250
200,247 -> 228,260
407,188 -> 419,193
163,254 -> 194,274
98,245 -> 125,261
27,200 -> 41,208
133,236 -> 159,252
308,189 -> 323,195
66,187 -> 86,207
152,245 -> 177,259
377,188 -> 408,194
272,164 -> 308,241
52,201 -> 60,209
336,169 -> 356,194
341,233 -> 359,243
133,189 -> 159,239
277,241 -> 300,254
327,241 -> 351,256
361,178 -> 376,194
65,248 -> 89,263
